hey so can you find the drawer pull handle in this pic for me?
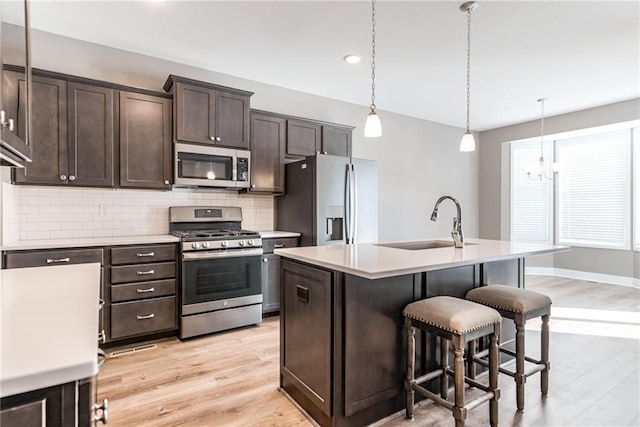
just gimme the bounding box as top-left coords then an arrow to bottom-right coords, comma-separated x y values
136,287 -> 155,293
136,270 -> 155,275
46,257 -> 70,264
136,313 -> 155,320
274,244 -> 286,248
136,252 -> 155,257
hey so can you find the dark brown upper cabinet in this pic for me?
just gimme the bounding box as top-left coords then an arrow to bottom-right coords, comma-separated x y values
14,77 -> 115,187
321,124 -> 352,157
286,119 -> 321,157
249,111 -> 286,194
11,72 -> 67,185
0,0 -> 33,168
164,75 -> 253,150
67,82 -> 115,187
119,91 -> 172,190
286,118 -> 353,158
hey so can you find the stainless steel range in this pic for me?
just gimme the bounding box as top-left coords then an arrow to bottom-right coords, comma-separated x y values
170,206 -> 263,339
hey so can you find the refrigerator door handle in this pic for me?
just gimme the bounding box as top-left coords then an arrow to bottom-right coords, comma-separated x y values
345,165 -> 352,244
352,164 -> 358,244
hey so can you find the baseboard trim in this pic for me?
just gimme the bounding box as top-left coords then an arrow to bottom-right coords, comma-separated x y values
526,267 -> 640,289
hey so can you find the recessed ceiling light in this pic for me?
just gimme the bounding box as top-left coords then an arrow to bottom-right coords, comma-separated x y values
343,54 -> 362,64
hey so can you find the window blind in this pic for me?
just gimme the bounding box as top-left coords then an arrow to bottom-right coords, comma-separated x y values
510,140 -> 553,243
556,130 -> 631,249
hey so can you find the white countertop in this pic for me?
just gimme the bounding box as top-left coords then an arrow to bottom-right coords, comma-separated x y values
1,263 -> 101,397
275,238 -> 568,280
1,234 -> 180,251
259,231 -> 301,239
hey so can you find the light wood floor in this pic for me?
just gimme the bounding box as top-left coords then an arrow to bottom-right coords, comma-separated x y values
98,276 -> 640,426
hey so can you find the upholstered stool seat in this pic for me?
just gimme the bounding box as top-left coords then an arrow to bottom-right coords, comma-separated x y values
404,296 -> 502,427
466,285 -> 552,412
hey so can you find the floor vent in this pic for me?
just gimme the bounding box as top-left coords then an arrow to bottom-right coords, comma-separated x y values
109,343 -> 157,358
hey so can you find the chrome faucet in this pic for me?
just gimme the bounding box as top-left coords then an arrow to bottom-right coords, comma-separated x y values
430,195 -> 465,248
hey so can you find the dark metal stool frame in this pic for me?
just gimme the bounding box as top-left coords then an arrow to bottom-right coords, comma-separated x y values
404,304 -> 501,427
466,288 -> 551,412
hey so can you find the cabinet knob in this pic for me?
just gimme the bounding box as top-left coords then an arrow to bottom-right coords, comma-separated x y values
316,150 -> 320,154
263,258 -> 268,262
209,136 -> 216,141
323,151 -> 328,155
216,136 -> 221,142
164,180 -> 170,185
251,184 -> 256,188
8,119 -> 14,132
0,111 -> 9,129
69,175 -> 76,181
60,175 -> 67,181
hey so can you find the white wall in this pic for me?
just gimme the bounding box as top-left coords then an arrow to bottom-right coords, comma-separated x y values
479,98 -> 640,279
1,28 -> 478,245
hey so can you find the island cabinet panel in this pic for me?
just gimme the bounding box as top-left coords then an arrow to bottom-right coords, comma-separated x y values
280,259 -> 332,417
343,273 -> 420,418
482,258 -> 524,287
119,91 -> 172,189
425,264 -> 480,298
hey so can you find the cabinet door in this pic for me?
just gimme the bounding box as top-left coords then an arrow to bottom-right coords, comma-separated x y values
119,91 -> 172,189
261,253 -> 280,313
174,82 -> 215,144
67,82 -> 114,187
287,119 -> 321,157
322,125 -> 352,157
250,112 -> 285,193
12,73 -> 68,185
215,90 -> 250,149
281,260 -> 332,415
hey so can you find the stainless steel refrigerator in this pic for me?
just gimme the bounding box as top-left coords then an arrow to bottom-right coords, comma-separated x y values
275,154 -> 378,247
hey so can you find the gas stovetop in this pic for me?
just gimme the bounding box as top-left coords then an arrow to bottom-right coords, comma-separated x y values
171,229 -> 260,241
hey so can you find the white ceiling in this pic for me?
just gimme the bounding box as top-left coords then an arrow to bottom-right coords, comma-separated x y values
5,0 -> 640,130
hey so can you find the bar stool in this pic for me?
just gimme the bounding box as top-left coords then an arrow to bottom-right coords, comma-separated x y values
465,285 -> 552,412
404,296 -> 502,427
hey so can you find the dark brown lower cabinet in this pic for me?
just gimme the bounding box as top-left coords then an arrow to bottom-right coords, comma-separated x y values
279,257 -> 524,427
0,379 -> 93,427
110,296 -> 177,340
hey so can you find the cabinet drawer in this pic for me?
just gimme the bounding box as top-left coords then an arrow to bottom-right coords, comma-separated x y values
4,248 -> 103,269
111,245 -> 176,265
111,279 -> 176,303
110,262 -> 175,284
111,296 -> 176,339
263,237 -> 299,254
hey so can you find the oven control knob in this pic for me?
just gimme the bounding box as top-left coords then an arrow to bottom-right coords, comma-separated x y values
239,240 -> 245,247
192,242 -> 200,249
247,240 -> 254,246
221,241 -> 228,248
202,242 -> 209,248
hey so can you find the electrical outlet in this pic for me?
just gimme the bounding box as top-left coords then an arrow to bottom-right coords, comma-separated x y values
99,205 -> 109,217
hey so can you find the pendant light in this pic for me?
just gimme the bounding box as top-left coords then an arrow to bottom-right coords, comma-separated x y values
528,98 -> 560,180
364,0 -> 382,137
459,1 -> 478,152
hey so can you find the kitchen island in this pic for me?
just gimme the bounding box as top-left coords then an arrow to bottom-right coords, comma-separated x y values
274,238 -> 566,427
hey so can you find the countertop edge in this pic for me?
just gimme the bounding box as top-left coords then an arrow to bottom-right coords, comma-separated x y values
1,235 -> 180,251
0,361 -> 98,398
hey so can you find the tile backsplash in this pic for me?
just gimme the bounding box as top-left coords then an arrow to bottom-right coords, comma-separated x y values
4,186 -> 275,243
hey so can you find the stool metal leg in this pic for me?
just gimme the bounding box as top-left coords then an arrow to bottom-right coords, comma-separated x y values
489,327 -> 500,427
453,344 -> 466,427
405,320 -> 415,420
541,314 -> 550,397
515,320 -> 526,412
440,337 -> 449,399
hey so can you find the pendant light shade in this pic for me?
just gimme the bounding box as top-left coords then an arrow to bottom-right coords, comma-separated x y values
364,111 -> 382,137
459,1 -> 478,152
459,132 -> 476,152
364,0 -> 381,138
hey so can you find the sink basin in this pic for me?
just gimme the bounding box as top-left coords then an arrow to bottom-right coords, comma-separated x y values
375,240 -> 477,250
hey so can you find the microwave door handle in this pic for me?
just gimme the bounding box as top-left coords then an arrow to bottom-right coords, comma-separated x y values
232,153 -> 238,182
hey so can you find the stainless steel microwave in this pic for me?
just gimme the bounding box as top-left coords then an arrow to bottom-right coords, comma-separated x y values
174,142 -> 250,189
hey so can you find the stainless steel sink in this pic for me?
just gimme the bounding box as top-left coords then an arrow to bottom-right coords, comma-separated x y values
375,240 -> 478,250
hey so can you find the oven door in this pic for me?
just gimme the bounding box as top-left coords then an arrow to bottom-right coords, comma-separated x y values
181,249 -> 262,315
174,142 -> 239,188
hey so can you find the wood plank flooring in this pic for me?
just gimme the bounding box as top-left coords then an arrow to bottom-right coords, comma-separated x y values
98,276 -> 640,426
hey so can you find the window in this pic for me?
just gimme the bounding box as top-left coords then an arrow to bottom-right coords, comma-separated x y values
510,141 -> 553,243
556,130 -> 631,249
510,125 -> 636,250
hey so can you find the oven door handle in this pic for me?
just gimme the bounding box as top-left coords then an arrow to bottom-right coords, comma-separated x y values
182,248 -> 264,261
